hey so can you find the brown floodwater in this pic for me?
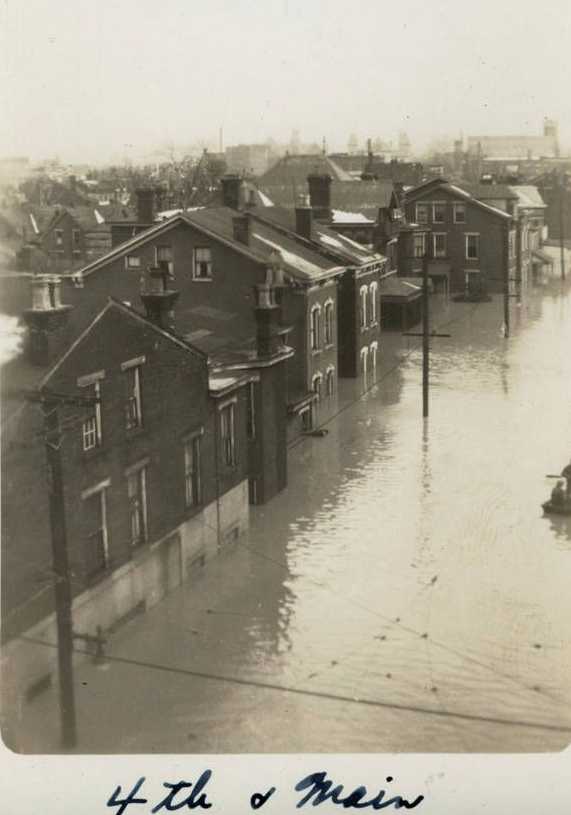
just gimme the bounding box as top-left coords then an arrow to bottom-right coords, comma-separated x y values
9,283 -> 571,753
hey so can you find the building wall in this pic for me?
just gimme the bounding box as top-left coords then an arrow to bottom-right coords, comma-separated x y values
1,478 -> 249,749
337,268 -> 382,378
248,365 -> 288,504
41,211 -> 85,266
2,306 -> 251,640
403,189 -> 514,293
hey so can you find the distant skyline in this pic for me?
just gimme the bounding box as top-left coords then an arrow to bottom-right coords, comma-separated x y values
2,0 -> 570,165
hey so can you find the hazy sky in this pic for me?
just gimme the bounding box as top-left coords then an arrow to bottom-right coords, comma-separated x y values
2,0 -> 571,164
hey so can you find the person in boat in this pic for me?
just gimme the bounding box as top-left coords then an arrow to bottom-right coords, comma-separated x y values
551,480 -> 566,506
561,460 -> 571,498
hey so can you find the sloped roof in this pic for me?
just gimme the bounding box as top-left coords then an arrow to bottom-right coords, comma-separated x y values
509,185 -> 546,209
260,153 -> 354,185
252,206 -> 384,266
464,184 -> 519,201
405,180 -> 512,220
257,177 -> 396,216
74,207 -> 344,283
380,275 -> 423,301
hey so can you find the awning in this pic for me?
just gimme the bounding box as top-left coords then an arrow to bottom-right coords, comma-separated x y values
532,249 -> 554,266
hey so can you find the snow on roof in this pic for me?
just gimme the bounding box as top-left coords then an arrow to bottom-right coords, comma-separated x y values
257,190 -> 274,207
509,186 -> 546,209
209,375 -> 242,392
156,206 -> 205,221
253,233 -> 332,278
315,230 -> 378,262
94,208 -> 105,225
29,213 -> 39,234
331,208 -> 374,224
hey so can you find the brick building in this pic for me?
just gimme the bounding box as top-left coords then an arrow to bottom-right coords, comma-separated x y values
401,179 -> 516,296
2,268 -> 292,704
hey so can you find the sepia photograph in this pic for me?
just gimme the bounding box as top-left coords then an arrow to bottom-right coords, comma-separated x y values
1,0 -> 570,762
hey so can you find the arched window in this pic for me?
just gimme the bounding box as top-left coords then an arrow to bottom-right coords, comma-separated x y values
310,305 -> 322,351
370,341 -> 378,374
359,285 -> 368,329
312,372 -> 323,402
324,299 -> 334,346
326,366 -> 335,398
369,282 -> 378,325
360,346 -> 368,377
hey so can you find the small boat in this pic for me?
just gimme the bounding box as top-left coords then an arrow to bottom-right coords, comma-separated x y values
542,500 -> 571,516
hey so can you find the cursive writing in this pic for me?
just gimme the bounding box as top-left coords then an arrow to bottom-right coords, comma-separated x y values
295,771 -> 424,810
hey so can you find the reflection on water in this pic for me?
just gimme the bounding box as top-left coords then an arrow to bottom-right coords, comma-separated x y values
14,286 -> 571,753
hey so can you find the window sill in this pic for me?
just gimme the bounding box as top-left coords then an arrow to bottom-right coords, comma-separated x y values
311,348 -> 323,355
191,277 -> 213,283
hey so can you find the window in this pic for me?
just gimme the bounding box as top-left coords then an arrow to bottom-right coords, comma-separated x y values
453,203 -> 466,223
416,203 -> 429,224
359,286 -> 368,329
122,361 -> 143,430
369,282 -> 378,325
247,381 -> 256,439
184,435 -> 202,508
72,229 -> 81,254
127,465 -> 148,546
360,346 -> 369,377
433,233 -> 447,258
312,372 -> 323,402
193,247 -> 212,280
465,233 -> 480,260
324,300 -> 334,346
326,367 -> 335,398
54,229 -> 64,249
125,255 -> 141,270
82,482 -> 109,578
155,245 -> 173,275
300,406 -> 312,432
370,341 -> 378,373
432,202 -> 446,223
413,232 -> 426,258
310,305 -> 321,351
220,402 -> 236,466
78,376 -> 103,451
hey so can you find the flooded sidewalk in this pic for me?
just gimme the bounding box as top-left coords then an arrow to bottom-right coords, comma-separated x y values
10,286 -> 571,754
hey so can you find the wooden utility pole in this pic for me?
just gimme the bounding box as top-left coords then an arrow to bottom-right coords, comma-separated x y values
422,250 -> 430,418
559,171 -> 566,281
41,400 -> 77,750
403,237 -> 450,418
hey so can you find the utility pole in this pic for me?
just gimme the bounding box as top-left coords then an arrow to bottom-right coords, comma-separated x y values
422,250 -> 430,418
403,234 -> 450,418
41,399 -> 77,750
558,170 -> 566,281
23,387 -> 103,750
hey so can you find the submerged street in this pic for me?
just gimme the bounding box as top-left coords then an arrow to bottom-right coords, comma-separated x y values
12,283 -> 571,754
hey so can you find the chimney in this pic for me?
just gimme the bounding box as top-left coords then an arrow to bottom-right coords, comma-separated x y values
221,174 -> 243,210
295,195 -> 313,239
244,187 -> 257,209
232,213 -> 250,245
140,265 -> 180,332
135,187 -> 155,225
307,173 -> 332,220
254,276 -> 286,358
22,276 -> 73,366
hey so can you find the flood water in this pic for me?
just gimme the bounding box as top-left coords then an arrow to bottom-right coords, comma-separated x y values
11,282 -> 571,753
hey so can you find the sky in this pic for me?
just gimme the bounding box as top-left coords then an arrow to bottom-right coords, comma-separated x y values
1,0 -> 571,164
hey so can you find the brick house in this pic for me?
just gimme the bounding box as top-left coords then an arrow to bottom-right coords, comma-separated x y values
33,179 -> 353,438
253,203 -> 389,379
401,178 -> 515,296
2,268 -> 292,705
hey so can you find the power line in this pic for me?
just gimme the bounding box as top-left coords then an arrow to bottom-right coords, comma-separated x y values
21,634 -> 571,737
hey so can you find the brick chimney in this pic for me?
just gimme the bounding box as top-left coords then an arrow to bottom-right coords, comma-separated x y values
232,213 -> 251,245
295,195 -> 313,239
135,187 -> 155,225
307,173 -> 332,220
140,265 -> 180,332
254,276 -> 287,358
22,276 -> 73,366
221,175 -> 243,210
